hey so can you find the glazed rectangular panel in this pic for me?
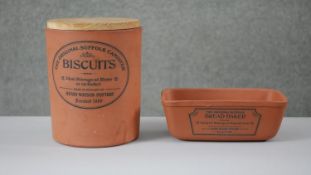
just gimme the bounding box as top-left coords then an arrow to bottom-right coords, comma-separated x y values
161,88 -> 288,141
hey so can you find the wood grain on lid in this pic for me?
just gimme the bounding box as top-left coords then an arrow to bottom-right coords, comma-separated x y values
46,17 -> 140,30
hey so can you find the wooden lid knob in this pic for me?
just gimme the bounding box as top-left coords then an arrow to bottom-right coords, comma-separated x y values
47,17 -> 140,30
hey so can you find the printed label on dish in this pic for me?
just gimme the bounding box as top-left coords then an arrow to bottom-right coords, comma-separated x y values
52,41 -> 129,109
189,108 -> 261,136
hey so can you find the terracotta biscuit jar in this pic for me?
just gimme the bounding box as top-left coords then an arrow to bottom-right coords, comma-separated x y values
162,88 -> 288,141
45,18 -> 142,147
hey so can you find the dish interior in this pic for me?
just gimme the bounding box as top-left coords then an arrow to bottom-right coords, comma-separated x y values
163,89 -> 286,102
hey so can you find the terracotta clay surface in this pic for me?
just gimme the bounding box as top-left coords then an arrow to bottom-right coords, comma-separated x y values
45,18 -> 141,147
161,88 -> 287,141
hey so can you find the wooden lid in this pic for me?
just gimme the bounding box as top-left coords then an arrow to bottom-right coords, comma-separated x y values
46,17 -> 140,30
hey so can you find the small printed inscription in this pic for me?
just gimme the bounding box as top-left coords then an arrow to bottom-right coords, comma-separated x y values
52,41 -> 129,109
189,108 -> 261,136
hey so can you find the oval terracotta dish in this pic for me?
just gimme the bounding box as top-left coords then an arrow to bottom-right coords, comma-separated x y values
45,18 -> 142,147
161,88 -> 288,141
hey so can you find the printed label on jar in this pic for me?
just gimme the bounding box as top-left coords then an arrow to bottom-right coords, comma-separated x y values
189,108 -> 261,136
52,41 -> 129,109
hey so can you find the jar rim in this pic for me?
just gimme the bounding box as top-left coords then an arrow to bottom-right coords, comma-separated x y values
46,17 -> 140,31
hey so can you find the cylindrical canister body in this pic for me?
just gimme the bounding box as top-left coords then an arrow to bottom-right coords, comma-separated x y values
45,18 -> 141,147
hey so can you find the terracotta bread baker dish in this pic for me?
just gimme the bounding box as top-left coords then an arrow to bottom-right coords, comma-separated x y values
161,88 -> 287,141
